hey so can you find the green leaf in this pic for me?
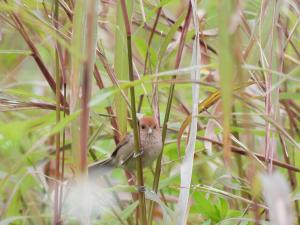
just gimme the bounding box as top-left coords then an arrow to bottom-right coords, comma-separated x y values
217,197 -> 229,219
279,92 -> 300,100
0,50 -> 31,55
134,36 -> 157,68
202,219 -> 212,225
0,113 -> 55,152
157,12 -> 186,69
120,201 -> 139,220
5,89 -> 55,103
159,0 -> 178,7
192,192 -> 219,222
47,111 -> 80,137
114,0 -> 133,135
0,216 -> 32,225
145,189 -> 173,224
159,174 -> 179,189
89,87 -> 118,108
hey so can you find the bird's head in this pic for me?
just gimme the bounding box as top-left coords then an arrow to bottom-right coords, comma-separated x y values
138,116 -> 160,137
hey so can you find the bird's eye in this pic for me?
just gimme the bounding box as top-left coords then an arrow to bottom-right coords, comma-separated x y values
153,125 -> 157,129
141,125 -> 146,129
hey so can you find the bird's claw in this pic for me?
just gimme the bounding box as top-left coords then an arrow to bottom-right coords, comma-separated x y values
133,148 -> 144,158
137,185 -> 146,193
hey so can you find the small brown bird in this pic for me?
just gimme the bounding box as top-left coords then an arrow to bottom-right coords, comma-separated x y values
88,116 -> 162,175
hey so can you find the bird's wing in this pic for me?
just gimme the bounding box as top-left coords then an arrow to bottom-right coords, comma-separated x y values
120,151 -> 134,166
110,133 -> 132,158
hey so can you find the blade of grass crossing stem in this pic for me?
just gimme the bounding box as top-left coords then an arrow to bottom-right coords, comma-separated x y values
114,0 -> 133,136
119,1 -> 148,225
175,1 -> 200,224
218,0 -> 235,169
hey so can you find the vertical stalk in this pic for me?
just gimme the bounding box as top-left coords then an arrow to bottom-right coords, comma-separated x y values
80,1 -> 97,224
70,0 -> 86,172
70,1 -> 97,224
114,0 -> 132,136
149,3 -> 192,224
53,1 -> 61,224
119,1 -> 147,224
218,0 -> 235,168
58,90 -> 66,217
80,0 -> 97,172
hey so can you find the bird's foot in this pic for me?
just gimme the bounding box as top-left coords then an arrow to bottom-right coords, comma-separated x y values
133,148 -> 144,158
137,185 -> 146,193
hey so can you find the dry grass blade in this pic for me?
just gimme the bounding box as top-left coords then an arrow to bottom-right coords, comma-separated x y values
261,173 -> 295,225
1,0 -> 300,224
175,1 -> 200,224
177,82 -> 255,151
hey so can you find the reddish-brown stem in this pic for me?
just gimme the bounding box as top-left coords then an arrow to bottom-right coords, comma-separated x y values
53,2 -> 61,224
5,8 -> 68,109
94,65 -> 121,144
96,49 -> 131,106
79,0 -> 96,172
143,7 -> 162,75
195,136 -> 300,172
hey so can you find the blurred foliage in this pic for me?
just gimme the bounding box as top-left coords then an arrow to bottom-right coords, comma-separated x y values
0,0 -> 300,224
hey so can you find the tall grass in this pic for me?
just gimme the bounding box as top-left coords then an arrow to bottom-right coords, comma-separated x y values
0,0 -> 299,225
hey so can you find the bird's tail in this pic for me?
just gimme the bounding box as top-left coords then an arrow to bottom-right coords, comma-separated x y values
88,158 -> 114,177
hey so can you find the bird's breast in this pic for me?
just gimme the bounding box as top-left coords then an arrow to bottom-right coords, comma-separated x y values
142,140 -> 162,164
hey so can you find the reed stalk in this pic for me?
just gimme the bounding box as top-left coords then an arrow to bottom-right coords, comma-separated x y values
119,1 -> 148,224
148,2 -> 192,224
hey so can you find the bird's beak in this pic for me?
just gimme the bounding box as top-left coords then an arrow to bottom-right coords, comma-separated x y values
148,128 -> 153,135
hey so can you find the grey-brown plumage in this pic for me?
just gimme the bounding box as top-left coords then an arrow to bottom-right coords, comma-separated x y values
88,116 -> 162,176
